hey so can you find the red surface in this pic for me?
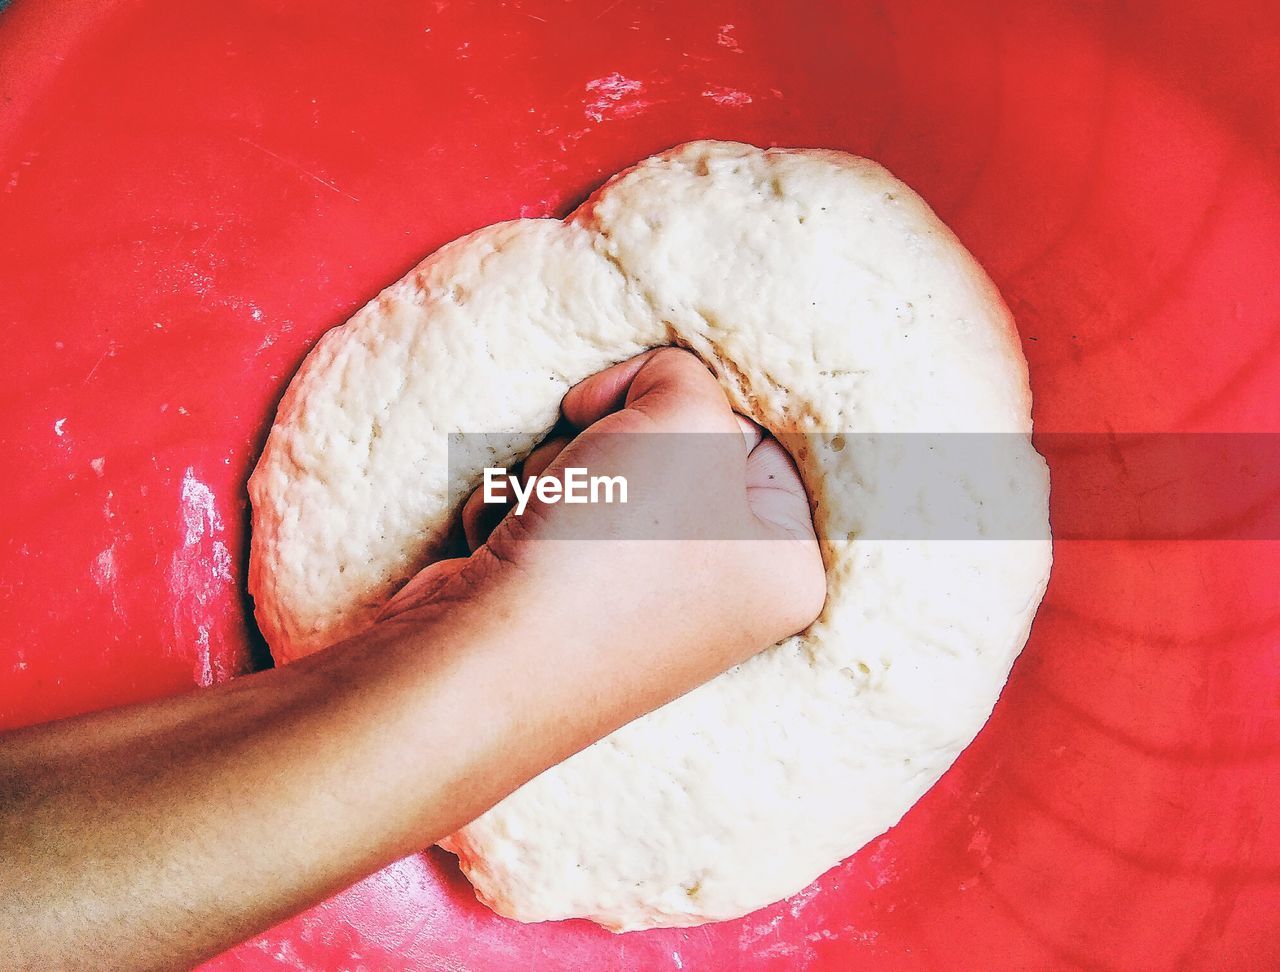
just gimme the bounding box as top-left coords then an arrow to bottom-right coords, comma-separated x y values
2,1 -> 1278,968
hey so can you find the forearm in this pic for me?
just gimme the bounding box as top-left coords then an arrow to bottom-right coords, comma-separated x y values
0,580 -> 603,970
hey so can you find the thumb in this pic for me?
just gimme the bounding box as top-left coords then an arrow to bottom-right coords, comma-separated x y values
377,557 -> 467,621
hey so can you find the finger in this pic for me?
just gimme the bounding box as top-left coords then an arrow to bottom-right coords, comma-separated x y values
562,349 -> 661,428
460,435 -> 572,551
462,482 -> 509,552
377,558 -> 467,620
619,348 -> 737,433
745,438 -> 817,542
522,435 -> 571,482
736,413 -> 764,454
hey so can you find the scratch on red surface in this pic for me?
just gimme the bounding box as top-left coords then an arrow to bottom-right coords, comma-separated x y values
82,341 -> 118,384
238,136 -> 361,203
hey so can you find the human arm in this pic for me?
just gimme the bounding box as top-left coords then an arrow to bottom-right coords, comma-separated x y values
0,349 -> 825,970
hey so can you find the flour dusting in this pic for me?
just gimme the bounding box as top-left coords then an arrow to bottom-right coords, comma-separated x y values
701,86 -> 753,107
168,468 -> 235,686
584,73 -> 649,123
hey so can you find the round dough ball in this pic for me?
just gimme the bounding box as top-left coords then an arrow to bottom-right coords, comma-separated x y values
249,141 -> 1052,931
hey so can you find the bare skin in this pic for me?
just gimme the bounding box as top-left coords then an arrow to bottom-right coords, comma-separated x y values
0,349 -> 825,970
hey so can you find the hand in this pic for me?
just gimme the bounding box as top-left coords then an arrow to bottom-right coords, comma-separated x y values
0,349 -> 826,970
381,348 -> 826,720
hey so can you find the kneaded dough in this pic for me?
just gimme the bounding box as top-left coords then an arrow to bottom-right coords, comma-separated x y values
249,141 -> 1052,931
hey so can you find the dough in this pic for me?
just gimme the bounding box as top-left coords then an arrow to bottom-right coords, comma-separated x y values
249,141 -> 1052,931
